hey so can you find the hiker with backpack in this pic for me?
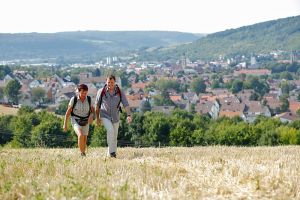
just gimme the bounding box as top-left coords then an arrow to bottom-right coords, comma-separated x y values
63,84 -> 94,156
95,75 -> 132,158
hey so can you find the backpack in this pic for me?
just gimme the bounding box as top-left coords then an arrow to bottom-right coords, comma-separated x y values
71,95 -> 92,126
99,84 -> 122,112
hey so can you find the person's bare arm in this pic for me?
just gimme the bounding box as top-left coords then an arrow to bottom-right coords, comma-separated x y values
124,106 -> 132,123
88,106 -> 95,124
63,105 -> 73,132
95,105 -> 101,126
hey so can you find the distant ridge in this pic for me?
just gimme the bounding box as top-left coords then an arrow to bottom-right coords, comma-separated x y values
140,15 -> 300,61
0,31 -> 202,62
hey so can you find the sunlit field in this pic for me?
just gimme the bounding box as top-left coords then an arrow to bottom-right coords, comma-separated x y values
0,105 -> 18,116
0,146 -> 299,199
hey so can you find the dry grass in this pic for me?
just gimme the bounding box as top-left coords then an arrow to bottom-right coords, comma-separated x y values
0,146 -> 299,199
0,105 -> 18,116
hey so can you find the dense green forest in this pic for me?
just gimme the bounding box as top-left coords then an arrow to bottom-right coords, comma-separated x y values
139,15 -> 300,61
1,107 -> 300,148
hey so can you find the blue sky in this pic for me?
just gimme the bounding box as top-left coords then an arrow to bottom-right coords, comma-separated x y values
0,0 -> 299,33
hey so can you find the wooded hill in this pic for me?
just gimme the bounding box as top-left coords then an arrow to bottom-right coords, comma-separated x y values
139,15 -> 300,61
0,31 -> 202,62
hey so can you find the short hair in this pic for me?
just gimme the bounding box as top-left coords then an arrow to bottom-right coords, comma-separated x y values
77,84 -> 88,91
107,75 -> 116,81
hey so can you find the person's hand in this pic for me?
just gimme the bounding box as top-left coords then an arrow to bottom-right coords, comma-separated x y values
127,115 -> 132,123
88,114 -> 94,124
63,124 -> 67,132
96,118 -> 102,126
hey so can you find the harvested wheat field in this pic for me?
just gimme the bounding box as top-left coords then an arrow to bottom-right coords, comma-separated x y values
0,146 -> 299,199
0,105 -> 18,116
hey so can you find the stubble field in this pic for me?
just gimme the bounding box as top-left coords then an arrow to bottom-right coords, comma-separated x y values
0,146 -> 299,199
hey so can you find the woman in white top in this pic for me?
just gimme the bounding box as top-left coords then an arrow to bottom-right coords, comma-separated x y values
63,84 -> 94,156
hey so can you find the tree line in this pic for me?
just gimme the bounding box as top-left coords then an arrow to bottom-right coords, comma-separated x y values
1,106 -> 300,148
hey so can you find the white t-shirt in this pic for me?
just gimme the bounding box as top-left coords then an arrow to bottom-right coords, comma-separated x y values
69,96 -> 90,119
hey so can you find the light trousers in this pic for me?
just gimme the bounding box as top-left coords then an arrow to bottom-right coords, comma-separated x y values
101,118 -> 120,155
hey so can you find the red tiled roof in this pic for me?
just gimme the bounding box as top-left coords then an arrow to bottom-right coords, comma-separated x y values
245,101 -> 264,113
265,98 -> 281,109
170,95 -> 182,102
289,101 -> 300,113
196,101 -> 214,114
219,111 -> 243,118
200,94 -> 217,102
275,112 -> 300,121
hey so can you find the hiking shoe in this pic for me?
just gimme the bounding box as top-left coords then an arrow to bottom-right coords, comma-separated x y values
81,152 -> 86,157
110,152 -> 116,158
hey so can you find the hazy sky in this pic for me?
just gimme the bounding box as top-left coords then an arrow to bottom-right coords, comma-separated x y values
0,0 -> 299,34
